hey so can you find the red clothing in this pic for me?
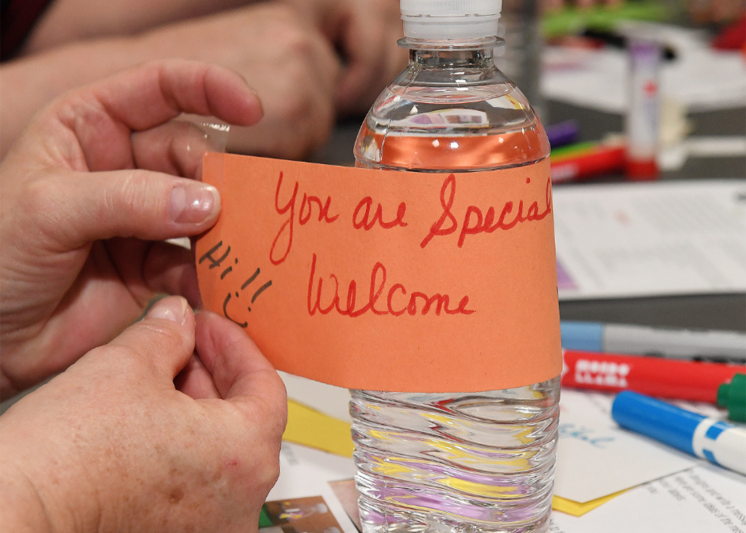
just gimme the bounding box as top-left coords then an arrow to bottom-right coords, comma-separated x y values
1,0 -> 54,60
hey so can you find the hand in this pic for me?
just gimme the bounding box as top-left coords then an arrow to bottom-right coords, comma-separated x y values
26,0 -> 406,117
282,0 -> 407,115
0,59 -> 263,399
127,4 -> 343,159
0,296 -> 287,533
1,4 -> 340,160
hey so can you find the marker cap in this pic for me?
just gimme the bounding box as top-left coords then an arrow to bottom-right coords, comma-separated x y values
612,391 -> 705,455
560,321 -> 604,352
717,373 -> 746,422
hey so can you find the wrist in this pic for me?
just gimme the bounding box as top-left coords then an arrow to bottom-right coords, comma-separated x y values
0,415 -> 101,533
0,457 -> 55,533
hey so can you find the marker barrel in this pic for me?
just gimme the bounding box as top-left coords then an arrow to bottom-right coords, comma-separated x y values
602,324 -> 746,360
560,321 -> 746,360
561,350 -> 746,403
612,391 -> 746,476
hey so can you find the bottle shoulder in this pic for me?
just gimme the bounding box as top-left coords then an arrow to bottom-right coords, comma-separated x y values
354,64 -> 550,172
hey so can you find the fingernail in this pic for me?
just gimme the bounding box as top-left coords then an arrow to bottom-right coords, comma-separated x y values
148,297 -> 188,324
169,183 -> 220,224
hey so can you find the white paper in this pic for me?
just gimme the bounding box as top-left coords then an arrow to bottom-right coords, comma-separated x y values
551,465 -> 746,533
542,26 -> 746,113
280,371 -> 352,423
269,442 -> 358,532
554,180 -> 746,300
660,136 -> 746,172
555,389 -> 698,502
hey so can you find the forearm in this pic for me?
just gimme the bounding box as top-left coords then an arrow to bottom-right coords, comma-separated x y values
0,36 -> 151,158
22,0 -> 262,54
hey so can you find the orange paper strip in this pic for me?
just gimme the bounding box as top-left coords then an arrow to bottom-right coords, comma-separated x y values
196,153 -> 561,392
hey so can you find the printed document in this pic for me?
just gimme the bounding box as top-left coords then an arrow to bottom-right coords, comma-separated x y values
551,465 -> 746,533
554,180 -> 746,300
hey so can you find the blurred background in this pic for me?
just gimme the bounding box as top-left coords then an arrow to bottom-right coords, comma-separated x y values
307,0 -> 746,330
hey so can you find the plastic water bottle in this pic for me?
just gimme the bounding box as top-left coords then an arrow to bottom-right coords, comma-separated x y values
350,1 -> 560,532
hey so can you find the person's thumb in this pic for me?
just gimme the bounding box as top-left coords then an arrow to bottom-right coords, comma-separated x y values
28,168 -> 220,250
107,296 -> 196,382
194,311 -> 287,434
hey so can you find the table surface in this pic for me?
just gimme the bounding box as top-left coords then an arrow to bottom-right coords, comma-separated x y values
311,100 -> 746,333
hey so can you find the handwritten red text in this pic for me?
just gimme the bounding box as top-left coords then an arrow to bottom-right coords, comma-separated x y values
270,172 -> 339,265
421,175 -> 552,248
352,197 -> 408,231
307,254 -> 474,317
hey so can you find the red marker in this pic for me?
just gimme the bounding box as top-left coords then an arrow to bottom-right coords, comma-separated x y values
551,145 -> 626,183
561,350 -> 746,403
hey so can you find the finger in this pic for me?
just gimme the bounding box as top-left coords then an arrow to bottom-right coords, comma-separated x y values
308,30 -> 344,104
143,243 -> 202,309
336,18 -> 388,112
30,168 -> 221,251
102,239 -> 202,309
50,59 -> 263,172
277,4 -> 342,99
8,240 -> 202,387
131,120 -> 222,180
227,30 -> 340,160
194,311 -> 286,420
108,296 -> 196,381
89,59 -> 263,132
175,354 -> 221,400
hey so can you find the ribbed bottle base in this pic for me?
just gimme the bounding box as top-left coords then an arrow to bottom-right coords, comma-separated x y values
357,485 -> 553,533
350,379 -> 560,533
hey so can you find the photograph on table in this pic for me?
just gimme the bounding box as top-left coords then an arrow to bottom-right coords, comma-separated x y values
260,495 -> 344,533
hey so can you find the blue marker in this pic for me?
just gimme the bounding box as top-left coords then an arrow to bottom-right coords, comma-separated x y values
612,391 -> 746,476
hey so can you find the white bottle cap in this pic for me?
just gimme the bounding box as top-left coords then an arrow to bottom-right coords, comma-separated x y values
401,0 -> 502,40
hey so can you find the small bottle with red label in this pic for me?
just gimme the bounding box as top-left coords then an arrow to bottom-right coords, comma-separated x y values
625,36 -> 662,180
350,1 -> 560,532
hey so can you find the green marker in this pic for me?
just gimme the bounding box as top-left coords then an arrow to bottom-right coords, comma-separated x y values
259,506 -> 273,528
718,373 -> 746,423
543,2 -> 669,39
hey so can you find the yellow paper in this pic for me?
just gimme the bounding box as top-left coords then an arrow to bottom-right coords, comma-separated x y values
551,491 -> 627,517
283,400 -> 354,458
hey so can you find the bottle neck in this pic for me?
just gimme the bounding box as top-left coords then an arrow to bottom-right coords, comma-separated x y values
399,36 -> 502,69
408,47 -> 495,69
